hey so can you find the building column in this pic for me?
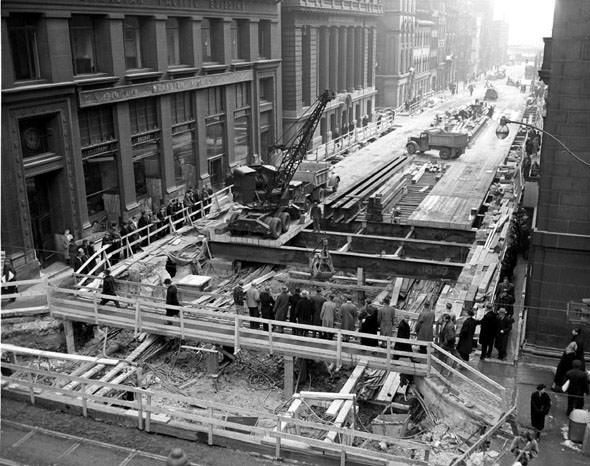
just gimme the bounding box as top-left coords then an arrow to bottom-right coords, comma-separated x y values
368,27 -> 376,87
329,27 -> 339,93
98,14 -> 126,78
222,18 -> 233,65
361,27 -> 368,89
159,95 -> 178,199
146,15 -> 168,72
283,25 -> 303,114
354,27 -> 362,89
338,27 -> 347,93
309,26 -> 318,102
319,27 -> 329,92
2,17 -> 15,88
114,103 -> 138,216
347,27 -> 355,92
42,13 -> 74,83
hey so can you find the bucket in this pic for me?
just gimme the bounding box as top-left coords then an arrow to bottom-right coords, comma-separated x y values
569,409 -> 590,443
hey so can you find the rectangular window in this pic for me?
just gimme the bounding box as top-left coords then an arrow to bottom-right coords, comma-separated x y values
260,78 -> 274,103
234,82 -> 251,109
8,14 -> 40,80
201,19 -> 212,62
83,159 -> 119,216
70,15 -> 98,75
206,117 -> 225,159
234,109 -> 251,162
130,98 -> 158,134
173,132 -> 195,186
124,16 -> 142,69
167,18 -> 181,66
79,106 -> 114,147
258,20 -> 271,59
172,92 -> 194,124
207,87 -> 225,115
232,20 -> 249,61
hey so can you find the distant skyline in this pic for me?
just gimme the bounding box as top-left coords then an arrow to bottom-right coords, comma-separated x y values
494,0 -> 555,47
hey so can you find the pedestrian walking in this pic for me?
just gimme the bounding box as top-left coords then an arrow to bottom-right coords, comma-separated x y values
295,290 -> 314,336
99,269 -> 120,308
320,295 -> 337,339
273,286 -> 290,332
571,328 -> 586,371
378,296 -> 396,339
259,286 -> 275,332
530,384 -> 551,439
165,278 -> 180,322
457,310 -> 478,361
246,283 -> 261,329
393,317 -> 412,359
564,359 -> 589,415
232,280 -> 245,314
339,296 -> 358,341
479,303 -> 497,360
552,341 -> 577,391
310,201 -> 322,232
495,308 -> 514,360
310,288 -> 326,337
359,306 -> 379,346
415,301 -> 435,354
439,313 -> 457,354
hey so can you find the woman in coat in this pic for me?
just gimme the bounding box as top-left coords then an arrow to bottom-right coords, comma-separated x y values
259,287 -> 275,332
359,306 -> 379,346
415,302 -> 435,354
320,295 -> 337,339
552,341 -> 577,391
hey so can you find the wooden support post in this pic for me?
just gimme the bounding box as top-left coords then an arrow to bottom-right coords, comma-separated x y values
275,434 -> 282,459
208,407 -> 214,445
136,392 -> 144,430
145,394 -> 152,432
81,382 -> 88,417
426,344 -> 432,375
63,320 -> 76,354
207,352 -> 219,392
356,267 -> 365,304
336,332 -> 342,368
284,356 -> 294,398
234,317 -> 241,354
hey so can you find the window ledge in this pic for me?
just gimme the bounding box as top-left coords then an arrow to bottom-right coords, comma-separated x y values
167,66 -> 199,76
74,74 -> 119,86
10,78 -> 49,88
231,61 -> 254,69
125,70 -> 163,80
202,63 -> 229,72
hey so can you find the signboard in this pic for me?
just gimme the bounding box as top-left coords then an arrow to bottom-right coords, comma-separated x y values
79,70 -> 252,107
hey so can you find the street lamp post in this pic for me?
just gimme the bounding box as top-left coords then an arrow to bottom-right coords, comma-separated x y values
495,117 -> 590,168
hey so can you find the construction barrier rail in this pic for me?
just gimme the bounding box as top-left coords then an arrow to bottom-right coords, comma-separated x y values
76,185 -> 234,287
0,353 -> 431,466
0,276 -> 58,318
48,286 -> 432,375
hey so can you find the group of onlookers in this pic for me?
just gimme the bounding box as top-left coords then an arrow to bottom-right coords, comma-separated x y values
232,283 -> 405,347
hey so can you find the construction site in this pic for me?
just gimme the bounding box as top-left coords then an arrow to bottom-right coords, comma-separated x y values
1,79 -> 541,466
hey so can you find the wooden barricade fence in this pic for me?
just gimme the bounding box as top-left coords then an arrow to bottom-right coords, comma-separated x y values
75,185 -> 234,288
48,286 -> 432,375
0,351 -> 431,466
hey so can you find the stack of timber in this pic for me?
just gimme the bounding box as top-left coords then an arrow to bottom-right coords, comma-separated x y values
324,155 -> 408,223
365,171 -> 409,222
382,171 -> 438,224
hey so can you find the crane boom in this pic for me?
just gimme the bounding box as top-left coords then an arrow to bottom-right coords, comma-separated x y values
264,90 -> 335,204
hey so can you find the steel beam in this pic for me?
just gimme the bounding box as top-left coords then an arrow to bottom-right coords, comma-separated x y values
209,241 -> 464,281
291,231 -> 470,263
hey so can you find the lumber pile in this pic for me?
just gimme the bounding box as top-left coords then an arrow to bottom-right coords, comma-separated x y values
366,172 -> 408,222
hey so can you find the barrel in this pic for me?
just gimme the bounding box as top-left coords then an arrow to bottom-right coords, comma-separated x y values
569,409 -> 590,443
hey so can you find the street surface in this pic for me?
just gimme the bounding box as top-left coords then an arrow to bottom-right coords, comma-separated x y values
333,76 -> 529,229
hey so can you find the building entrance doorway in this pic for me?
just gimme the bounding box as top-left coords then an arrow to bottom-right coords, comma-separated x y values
26,172 -> 58,265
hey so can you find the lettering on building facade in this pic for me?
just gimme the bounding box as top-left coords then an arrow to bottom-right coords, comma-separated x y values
78,0 -> 243,9
79,70 -> 252,107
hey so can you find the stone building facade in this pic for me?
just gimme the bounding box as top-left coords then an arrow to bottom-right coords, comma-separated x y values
376,0 -> 455,109
526,0 -> 590,349
1,0 -> 281,274
280,0 -> 381,147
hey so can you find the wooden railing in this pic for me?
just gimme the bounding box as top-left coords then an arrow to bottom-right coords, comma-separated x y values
48,286 -> 431,375
0,277 -> 55,317
76,185 -> 234,287
430,343 -> 508,409
0,350 -> 431,466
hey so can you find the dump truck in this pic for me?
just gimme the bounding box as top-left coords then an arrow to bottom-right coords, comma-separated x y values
405,128 -> 469,160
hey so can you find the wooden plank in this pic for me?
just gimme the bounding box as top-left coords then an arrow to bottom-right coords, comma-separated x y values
325,362 -> 367,418
325,400 -> 354,443
375,372 -> 401,403
390,278 -> 404,306
1,306 -> 49,318
0,344 -> 120,365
